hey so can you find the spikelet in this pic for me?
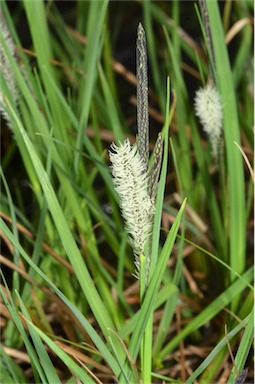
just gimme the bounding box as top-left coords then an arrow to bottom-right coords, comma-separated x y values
194,84 -> 223,158
136,23 -> 149,167
109,139 -> 154,277
109,23 -> 163,280
0,13 -> 19,126
149,133 -> 163,201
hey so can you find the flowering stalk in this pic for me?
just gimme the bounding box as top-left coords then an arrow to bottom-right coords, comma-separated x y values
109,24 -> 163,280
149,133 -> 163,201
0,13 -> 19,127
109,139 -> 154,278
109,24 -> 163,384
198,0 -> 216,81
194,83 -> 223,158
137,23 -> 149,167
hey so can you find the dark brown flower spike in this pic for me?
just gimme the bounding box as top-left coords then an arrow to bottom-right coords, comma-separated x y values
136,22 -> 149,168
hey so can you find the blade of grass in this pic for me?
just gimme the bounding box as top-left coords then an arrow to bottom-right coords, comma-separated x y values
23,0 -> 70,155
206,0 -> 246,283
142,1 -> 207,73
140,76 -> 171,384
120,199 -> 186,382
75,0 -> 108,171
152,135 -> 187,360
21,317 -> 96,383
2,29 -> 126,324
1,27 -> 122,319
15,291 -> 62,384
232,19 -> 253,87
0,275 -> 48,383
119,283 -> 178,341
0,346 -> 27,384
98,63 -> 124,142
158,266 -> 253,360
189,114 -> 228,260
143,1 -> 165,113
163,27 -> 193,206
2,101 -> 126,374
228,306 -> 254,384
185,314 -> 250,383
0,219 -> 121,378
149,77 -> 172,277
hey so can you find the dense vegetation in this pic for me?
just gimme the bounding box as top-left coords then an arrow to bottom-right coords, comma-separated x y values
0,1 -> 253,383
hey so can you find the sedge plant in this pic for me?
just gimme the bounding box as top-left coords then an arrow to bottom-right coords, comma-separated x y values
0,1 -> 253,383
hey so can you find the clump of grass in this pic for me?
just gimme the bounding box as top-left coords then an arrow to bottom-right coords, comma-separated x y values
0,1 -> 253,383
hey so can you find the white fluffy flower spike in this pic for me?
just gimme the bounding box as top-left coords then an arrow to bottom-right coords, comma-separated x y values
0,14 -> 19,126
109,24 -> 162,280
109,139 -> 154,277
194,84 -> 223,158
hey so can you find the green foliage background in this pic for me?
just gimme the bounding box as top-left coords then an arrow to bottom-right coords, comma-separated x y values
0,1 -> 253,383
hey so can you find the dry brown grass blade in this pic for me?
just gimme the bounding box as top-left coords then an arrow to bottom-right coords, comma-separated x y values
2,346 -> 31,364
0,254 -> 36,285
234,141 -> 254,182
55,341 -> 112,375
225,17 -> 253,44
0,211 -> 74,273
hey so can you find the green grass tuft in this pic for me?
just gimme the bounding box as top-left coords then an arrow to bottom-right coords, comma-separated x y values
0,1 -> 253,383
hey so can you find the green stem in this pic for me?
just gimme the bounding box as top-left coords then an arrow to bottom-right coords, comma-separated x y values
139,253 -> 152,384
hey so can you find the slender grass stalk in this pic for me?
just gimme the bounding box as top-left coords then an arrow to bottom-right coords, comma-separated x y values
143,1 -> 165,112
75,0 -> 109,172
0,218 -> 122,379
205,1 -> 246,288
185,313 -> 252,384
109,24 -> 169,383
2,98 -> 126,377
1,1 -> 252,382
159,266 -> 253,361
163,25 -> 193,205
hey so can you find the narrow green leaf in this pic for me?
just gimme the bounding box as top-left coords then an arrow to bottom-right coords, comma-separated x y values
2,103 -> 126,374
206,0 -> 246,281
159,267 -> 253,360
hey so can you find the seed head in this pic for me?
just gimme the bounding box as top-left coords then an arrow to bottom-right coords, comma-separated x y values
194,84 -> 223,158
109,139 -> 154,277
0,14 -> 19,126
